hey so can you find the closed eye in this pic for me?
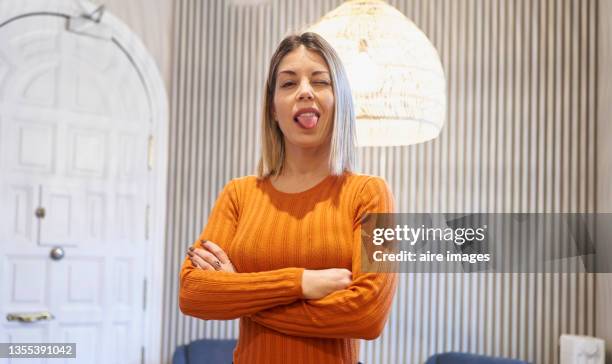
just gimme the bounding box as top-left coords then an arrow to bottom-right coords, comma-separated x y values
279,80 -> 330,88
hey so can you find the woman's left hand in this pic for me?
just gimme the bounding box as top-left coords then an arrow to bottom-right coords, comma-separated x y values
187,240 -> 237,273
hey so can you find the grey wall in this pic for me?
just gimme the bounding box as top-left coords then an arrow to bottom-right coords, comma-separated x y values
162,0 -> 599,363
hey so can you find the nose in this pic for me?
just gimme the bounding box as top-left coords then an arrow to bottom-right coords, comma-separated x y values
297,80 -> 314,100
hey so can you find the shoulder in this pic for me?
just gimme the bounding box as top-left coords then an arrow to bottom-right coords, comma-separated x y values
227,175 -> 259,189
344,172 -> 391,194
213,176 -> 260,211
344,173 -> 394,214
222,175 -> 261,199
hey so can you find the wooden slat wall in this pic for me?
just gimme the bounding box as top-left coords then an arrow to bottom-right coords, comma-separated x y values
596,0 -> 612,361
162,1 -> 598,363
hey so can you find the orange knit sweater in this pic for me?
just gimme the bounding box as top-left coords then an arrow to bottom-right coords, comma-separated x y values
179,172 -> 397,364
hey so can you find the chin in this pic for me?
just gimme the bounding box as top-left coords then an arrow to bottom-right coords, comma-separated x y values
285,135 -> 328,149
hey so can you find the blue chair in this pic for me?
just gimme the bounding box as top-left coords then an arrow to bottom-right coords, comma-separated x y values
172,339 -> 237,364
425,352 -> 530,364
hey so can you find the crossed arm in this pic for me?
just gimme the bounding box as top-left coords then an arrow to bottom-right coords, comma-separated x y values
178,178 -> 397,339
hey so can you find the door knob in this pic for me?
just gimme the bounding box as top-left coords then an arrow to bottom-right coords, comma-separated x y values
35,207 -> 46,218
50,247 -> 65,260
6,311 -> 54,323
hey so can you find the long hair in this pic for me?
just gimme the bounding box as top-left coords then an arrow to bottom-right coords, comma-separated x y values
257,32 -> 356,178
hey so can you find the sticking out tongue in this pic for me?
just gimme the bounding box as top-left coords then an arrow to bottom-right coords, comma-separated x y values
295,113 -> 319,129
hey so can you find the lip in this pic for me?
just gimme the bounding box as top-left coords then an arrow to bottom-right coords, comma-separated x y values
293,107 -> 320,121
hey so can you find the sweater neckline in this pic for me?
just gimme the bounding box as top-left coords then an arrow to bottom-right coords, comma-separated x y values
265,174 -> 336,198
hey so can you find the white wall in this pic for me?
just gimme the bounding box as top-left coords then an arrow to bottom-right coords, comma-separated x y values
91,0 -> 174,91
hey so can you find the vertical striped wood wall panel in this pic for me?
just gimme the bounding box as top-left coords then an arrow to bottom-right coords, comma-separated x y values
162,1 -> 598,363
596,0 -> 612,360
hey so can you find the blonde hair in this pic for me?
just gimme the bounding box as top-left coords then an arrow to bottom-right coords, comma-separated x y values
257,32 -> 356,178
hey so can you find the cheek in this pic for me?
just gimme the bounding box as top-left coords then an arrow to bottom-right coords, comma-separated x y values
323,92 -> 335,117
272,96 -> 279,118
273,95 -> 291,119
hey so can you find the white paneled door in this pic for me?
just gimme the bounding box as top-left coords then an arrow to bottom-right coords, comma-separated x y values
0,4 -> 154,364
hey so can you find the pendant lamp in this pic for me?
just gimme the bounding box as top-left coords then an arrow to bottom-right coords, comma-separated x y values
307,0 -> 446,146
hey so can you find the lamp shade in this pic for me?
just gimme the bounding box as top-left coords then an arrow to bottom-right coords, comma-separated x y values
307,0 -> 446,146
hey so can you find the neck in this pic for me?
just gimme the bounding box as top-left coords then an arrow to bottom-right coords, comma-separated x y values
281,141 -> 331,178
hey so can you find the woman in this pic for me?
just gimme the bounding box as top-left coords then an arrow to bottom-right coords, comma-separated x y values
179,32 -> 397,364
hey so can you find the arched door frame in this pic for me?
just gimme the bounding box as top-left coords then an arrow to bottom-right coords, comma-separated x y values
0,1 -> 168,362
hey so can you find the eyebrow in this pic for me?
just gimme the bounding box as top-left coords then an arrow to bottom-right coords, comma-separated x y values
277,70 -> 330,77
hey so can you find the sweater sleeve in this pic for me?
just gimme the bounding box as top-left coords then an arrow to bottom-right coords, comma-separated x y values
250,177 -> 398,339
179,179 -> 304,320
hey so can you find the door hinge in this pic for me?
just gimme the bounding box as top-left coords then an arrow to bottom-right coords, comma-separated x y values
145,204 -> 150,240
140,345 -> 145,364
147,135 -> 154,170
142,278 -> 147,312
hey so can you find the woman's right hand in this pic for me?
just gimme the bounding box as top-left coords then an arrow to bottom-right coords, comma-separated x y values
301,268 -> 352,300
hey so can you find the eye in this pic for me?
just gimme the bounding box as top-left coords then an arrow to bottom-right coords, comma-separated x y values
313,80 -> 331,85
280,81 -> 295,88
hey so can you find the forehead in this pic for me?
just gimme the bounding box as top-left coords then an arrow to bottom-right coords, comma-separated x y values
277,45 -> 329,75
